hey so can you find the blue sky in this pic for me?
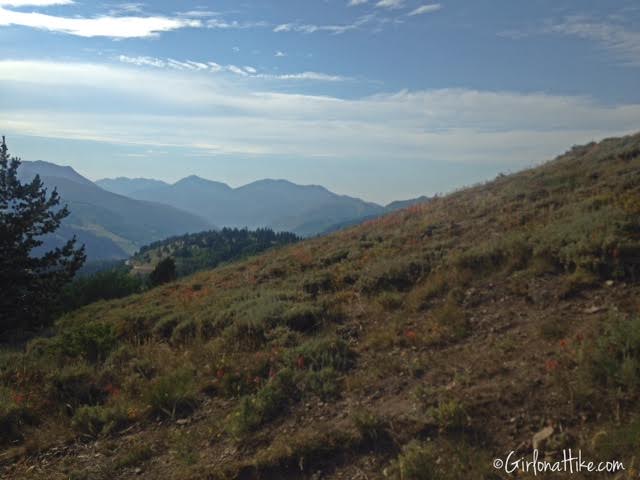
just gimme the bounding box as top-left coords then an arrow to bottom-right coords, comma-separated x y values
1,0 -> 639,203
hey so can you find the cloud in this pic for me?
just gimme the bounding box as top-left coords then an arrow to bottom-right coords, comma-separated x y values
273,14 -> 374,34
375,0 -> 404,9
275,51 -> 286,57
348,0 -> 368,5
0,6 -> 201,38
409,4 -> 441,16
1,60 -> 639,170
206,18 -> 268,29
0,0 -> 72,5
545,17 -> 640,66
116,55 -> 349,81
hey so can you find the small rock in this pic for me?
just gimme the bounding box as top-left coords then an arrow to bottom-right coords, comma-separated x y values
532,426 -> 554,450
605,280 -> 614,287
176,418 -> 189,425
135,467 -> 143,475
583,306 -> 603,314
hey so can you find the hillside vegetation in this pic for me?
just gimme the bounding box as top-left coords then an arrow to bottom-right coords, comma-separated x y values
2,134 -> 640,479
131,228 -> 300,278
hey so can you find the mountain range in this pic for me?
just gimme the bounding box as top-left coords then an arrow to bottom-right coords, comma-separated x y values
96,176 -> 386,237
20,162 -> 428,262
18,161 -> 210,261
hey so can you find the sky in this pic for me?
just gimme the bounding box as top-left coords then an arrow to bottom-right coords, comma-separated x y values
0,0 -> 639,204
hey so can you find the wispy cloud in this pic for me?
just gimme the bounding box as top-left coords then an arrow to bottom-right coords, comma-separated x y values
375,0 -> 404,9
0,0 -> 73,5
545,16 -> 640,66
348,0 -> 368,5
274,14 -> 374,35
0,6 -> 201,38
409,4 -> 441,16
116,55 -> 349,81
206,18 -> 268,29
2,61 -> 639,169
500,15 -> 640,67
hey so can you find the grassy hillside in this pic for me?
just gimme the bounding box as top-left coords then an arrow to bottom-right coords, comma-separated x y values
1,134 -> 640,479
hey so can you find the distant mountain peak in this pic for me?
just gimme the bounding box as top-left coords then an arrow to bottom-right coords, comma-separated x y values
174,175 -> 231,189
19,160 -> 94,186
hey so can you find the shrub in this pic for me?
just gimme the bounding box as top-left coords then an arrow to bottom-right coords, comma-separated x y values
303,367 -> 341,400
291,337 -> 355,372
429,400 -> 468,431
71,404 -> 129,436
51,322 -> 118,363
171,319 -> 197,344
145,368 -> 198,418
583,315 -> 640,395
152,315 -> 181,340
283,303 -> 323,332
114,443 -> 155,470
387,441 -> 438,480
352,409 -> 388,444
49,363 -> 104,409
303,272 -> 336,296
432,301 -> 470,341
359,257 -> 427,294
226,369 -> 296,436
0,387 -> 35,444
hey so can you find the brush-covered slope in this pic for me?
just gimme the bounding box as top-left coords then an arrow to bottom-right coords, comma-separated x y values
18,161 -> 212,260
2,134 -> 640,479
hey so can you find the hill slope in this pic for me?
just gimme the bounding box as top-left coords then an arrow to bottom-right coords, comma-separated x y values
19,162 -> 212,260
98,176 -> 384,237
2,134 -> 640,479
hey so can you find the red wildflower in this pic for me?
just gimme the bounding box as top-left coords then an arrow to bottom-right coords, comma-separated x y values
296,355 -> 305,369
404,330 -> 417,341
12,392 -> 25,405
559,339 -> 568,349
216,368 -> 225,379
545,359 -> 559,373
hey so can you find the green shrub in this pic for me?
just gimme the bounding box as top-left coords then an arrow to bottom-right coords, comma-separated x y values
171,319 -> 197,344
359,257 -> 427,294
49,363 -> 104,409
145,368 -> 198,418
0,387 -> 35,444
303,367 -> 341,400
387,441 -> 438,480
303,271 -> 335,296
377,292 -> 404,310
291,337 -> 355,372
114,443 -> 155,470
352,409 -> 388,443
152,315 -> 181,340
429,400 -> 468,431
283,303 -> 323,332
50,322 -> 118,363
71,404 -> 129,436
226,369 -> 296,436
583,315 -> 640,395
432,301 -> 470,341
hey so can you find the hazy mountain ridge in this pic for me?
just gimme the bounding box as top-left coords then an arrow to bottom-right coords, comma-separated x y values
97,175 -> 385,237
19,161 -> 212,261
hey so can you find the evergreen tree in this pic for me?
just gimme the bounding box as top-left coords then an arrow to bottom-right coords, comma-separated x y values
149,257 -> 177,287
0,137 -> 86,334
